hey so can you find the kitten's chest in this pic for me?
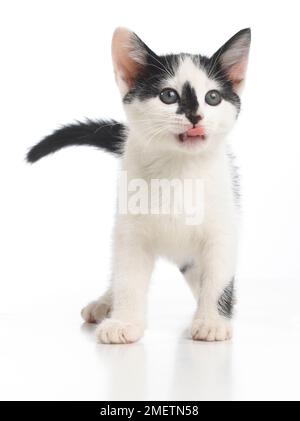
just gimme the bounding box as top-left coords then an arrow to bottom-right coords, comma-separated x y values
122,150 -> 235,255
133,168 -> 226,250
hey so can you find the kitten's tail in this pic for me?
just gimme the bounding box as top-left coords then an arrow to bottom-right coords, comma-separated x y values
26,119 -> 126,163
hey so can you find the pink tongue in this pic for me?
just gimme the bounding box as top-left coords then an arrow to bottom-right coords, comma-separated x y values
186,127 -> 205,137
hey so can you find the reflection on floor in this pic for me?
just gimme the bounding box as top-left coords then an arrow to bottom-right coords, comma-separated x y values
1,278 -> 300,401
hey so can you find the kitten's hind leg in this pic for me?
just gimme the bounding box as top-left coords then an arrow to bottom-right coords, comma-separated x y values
81,287 -> 112,323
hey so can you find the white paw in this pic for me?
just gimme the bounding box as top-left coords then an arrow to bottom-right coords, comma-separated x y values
95,318 -> 144,344
81,300 -> 111,324
191,318 -> 232,342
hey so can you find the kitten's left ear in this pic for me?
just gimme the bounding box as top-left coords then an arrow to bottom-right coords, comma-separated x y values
211,28 -> 251,93
111,27 -> 157,96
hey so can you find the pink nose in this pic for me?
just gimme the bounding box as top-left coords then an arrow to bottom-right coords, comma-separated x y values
189,114 -> 203,125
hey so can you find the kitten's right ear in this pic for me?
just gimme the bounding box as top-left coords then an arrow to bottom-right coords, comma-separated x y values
111,27 -> 155,96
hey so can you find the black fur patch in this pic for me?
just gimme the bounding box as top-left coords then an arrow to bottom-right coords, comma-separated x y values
123,51 -> 241,112
179,261 -> 194,274
176,82 -> 200,124
192,54 -> 241,111
217,279 -> 235,318
26,119 -> 125,163
123,54 -> 181,104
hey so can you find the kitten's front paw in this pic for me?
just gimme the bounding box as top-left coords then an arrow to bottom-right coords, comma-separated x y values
191,318 -> 232,342
81,300 -> 111,324
96,319 -> 144,344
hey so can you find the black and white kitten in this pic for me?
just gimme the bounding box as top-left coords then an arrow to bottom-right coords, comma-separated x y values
27,28 -> 251,343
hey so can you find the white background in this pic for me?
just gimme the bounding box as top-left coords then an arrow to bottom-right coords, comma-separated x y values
1,0 -> 300,401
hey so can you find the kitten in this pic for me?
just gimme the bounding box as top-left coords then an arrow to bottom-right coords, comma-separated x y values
27,28 -> 251,343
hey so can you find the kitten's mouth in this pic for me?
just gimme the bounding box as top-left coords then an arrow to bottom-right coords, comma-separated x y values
178,126 -> 206,144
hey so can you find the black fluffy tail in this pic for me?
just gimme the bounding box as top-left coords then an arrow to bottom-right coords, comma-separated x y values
26,119 -> 126,163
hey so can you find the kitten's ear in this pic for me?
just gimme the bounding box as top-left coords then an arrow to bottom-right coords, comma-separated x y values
111,27 -> 155,95
211,28 -> 251,93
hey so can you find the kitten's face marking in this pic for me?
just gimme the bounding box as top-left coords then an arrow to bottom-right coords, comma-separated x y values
176,81 -> 200,124
112,28 -> 251,154
125,56 -> 239,154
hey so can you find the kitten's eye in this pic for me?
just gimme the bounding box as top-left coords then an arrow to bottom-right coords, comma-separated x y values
159,88 -> 179,105
205,90 -> 222,106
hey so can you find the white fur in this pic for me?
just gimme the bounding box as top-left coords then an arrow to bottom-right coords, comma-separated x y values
82,57 -> 240,344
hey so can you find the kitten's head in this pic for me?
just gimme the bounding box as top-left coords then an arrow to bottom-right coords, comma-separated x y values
112,27 -> 251,155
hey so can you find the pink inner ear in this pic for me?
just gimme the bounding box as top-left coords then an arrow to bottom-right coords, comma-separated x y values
228,58 -> 248,87
112,28 -> 143,89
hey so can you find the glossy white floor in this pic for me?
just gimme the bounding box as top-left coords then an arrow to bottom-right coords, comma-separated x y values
1,270 -> 300,401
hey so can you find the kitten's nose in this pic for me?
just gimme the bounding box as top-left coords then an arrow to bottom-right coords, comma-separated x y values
188,114 -> 203,125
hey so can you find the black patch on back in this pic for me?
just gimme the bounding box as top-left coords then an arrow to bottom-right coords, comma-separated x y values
217,278 -> 235,318
176,82 -> 199,124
